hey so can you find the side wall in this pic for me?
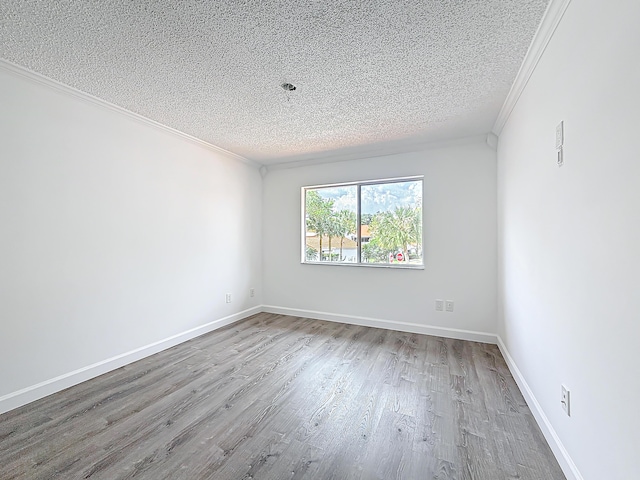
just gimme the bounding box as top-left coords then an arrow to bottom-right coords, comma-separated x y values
263,140 -> 497,340
0,65 -> 263,413
497,1 -> 640,478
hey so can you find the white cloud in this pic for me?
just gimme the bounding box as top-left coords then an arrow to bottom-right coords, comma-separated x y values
313,180 -> 421,214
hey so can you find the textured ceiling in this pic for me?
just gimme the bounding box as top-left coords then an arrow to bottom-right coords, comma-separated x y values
1,0 -> 549,165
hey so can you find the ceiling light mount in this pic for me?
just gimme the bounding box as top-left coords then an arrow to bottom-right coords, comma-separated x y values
280,83 -> 296,91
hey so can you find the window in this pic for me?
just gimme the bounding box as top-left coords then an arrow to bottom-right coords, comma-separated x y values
302,176 -> 423,267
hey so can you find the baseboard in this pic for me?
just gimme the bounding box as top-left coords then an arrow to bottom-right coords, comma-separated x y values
497,336 -> 583,480
0,306 -> 260,415
266,305 -> 582,478
0,305 -> 583,480
262,305 -> 497,344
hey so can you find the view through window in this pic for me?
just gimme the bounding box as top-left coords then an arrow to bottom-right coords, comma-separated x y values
303,177 -> 423,267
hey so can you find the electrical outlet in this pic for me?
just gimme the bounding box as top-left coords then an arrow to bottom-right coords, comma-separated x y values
445,301 -> 454,312
250,288 -> 255,297
561,385 -> 570,416
435,300 -> 444,311
225,293 -> 232,303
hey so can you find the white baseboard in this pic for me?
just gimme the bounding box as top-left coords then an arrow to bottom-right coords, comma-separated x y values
0,306 -> 260,415
0,305 -> 583,480
497,336 -> 583,480
262,305 -> 497,344
266,306 -> 582,478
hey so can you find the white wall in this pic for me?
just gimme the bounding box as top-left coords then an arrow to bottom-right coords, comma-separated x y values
263,140 -> 497,338
0,65 -> 262,410
497,1 -> 640,478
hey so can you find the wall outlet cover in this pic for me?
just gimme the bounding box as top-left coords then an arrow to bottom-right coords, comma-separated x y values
561,384 -> 570,416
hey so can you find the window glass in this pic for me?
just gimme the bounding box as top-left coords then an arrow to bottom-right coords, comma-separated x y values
361,180 -> 422,265
303,177 -> 423,267
305,185 -> 357,263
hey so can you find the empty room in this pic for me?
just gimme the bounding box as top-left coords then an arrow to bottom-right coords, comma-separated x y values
1,1 -> 638,479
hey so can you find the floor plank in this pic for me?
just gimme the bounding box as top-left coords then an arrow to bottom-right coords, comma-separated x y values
0,313 -> 565,479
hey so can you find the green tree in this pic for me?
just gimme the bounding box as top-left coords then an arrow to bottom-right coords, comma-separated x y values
306,245 -> 318,261
305,190 -> 334,261
325,210 -> 340,261
369,206 -> 422,262
335,210 -> 356,260
361,241 -> 387,263
361,213 -> 374,225
410,202 -> 422,258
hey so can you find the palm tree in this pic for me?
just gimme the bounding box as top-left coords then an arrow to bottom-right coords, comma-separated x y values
410,203 -> 422,258
369,207 -> 418,262
394,206 -> 416,261
305,190 -> 334,261
326,211 -> 340,261
336,210 -> 356,260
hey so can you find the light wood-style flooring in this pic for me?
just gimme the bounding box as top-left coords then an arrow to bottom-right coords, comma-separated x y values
0,313 -> 565,479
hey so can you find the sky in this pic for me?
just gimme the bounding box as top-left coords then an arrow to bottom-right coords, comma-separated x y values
315,180 -> 422,214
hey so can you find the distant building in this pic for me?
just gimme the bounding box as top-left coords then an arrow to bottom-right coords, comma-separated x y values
348,225 -> 371,243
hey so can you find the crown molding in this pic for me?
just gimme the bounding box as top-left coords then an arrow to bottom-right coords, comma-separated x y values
492,0 -> 573,135
265,133 -> 491,171
486,132 -> 499,150
0,59 -> 259,168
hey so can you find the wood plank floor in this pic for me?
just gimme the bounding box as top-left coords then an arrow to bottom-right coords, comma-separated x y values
0,313 -> 565,479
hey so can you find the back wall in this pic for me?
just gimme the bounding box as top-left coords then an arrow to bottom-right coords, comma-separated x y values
262,139 -> 497,339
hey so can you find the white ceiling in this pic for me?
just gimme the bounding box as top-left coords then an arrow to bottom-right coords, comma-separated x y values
0,0 -> 549,165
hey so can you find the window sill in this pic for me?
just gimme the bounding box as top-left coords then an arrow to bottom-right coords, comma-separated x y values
302,261 -> 424,270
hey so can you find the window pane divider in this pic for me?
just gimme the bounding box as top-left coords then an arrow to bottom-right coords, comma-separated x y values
356,183 -> 362,264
